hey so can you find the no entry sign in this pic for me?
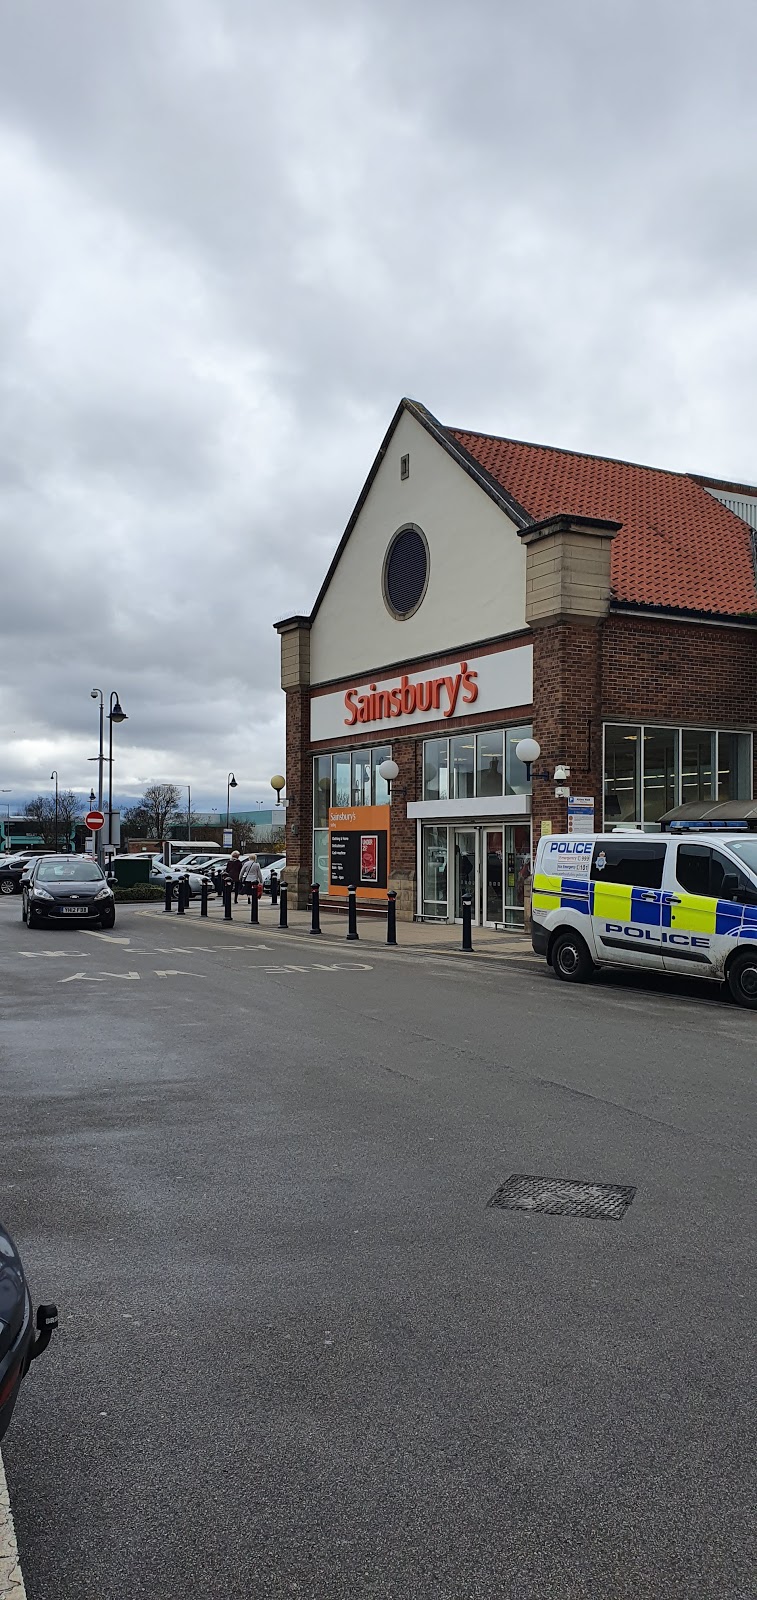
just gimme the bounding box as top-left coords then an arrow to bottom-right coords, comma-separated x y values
85,809 -> 105,831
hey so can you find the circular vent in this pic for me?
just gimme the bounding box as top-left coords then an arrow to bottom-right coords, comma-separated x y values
383,526 -> 429,619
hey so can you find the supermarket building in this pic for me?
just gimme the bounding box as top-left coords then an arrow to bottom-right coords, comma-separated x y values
275,399 -> 757,927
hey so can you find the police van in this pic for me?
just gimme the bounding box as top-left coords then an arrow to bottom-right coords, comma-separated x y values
531,830 -> 757,1008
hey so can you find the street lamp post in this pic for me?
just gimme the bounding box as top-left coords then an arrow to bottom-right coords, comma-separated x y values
1,792 -> 10,853
187,785 -> 191,841
90,689 -> 105,867
107,693 -> 128,861
226,772 -> 237,829
50,771 -> 59,853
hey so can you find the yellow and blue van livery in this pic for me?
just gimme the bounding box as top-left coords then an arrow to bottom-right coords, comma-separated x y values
532,831 -> 757,1008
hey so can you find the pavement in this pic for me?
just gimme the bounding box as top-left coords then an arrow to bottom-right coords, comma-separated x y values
0,895 -> 754,1599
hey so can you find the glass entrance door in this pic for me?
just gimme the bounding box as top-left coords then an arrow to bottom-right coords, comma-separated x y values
453,829 -> 477,919
484,830 -> 504,925
504,825 -> 531,928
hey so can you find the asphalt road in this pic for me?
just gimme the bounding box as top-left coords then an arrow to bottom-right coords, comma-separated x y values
0,897 -> 754,1599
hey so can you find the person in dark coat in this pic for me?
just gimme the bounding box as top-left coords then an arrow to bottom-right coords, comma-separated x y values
227,850 -> 243,903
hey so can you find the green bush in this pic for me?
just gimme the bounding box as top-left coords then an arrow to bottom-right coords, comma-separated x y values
112,884 -> 165,903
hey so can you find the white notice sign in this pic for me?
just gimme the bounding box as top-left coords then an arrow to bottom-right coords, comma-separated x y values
567,796 -> 595,834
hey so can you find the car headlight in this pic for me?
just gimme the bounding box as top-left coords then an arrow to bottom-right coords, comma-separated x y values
33,888 -> 54,901
94,886 -> 113,901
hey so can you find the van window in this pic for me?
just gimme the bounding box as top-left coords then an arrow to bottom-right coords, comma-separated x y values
675,844 -> 751,900
590,840 -> 666,889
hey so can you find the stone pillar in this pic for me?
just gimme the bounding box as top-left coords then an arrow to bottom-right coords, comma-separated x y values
275,616 -> 312,909
518,515 -> 621,839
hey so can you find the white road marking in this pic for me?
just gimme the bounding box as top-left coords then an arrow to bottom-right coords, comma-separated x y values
59,972 -> 104,983
18,951 -> 85,959
0,1448 -> 27,1598
82,933 -> 132,944
154,970 -> 202,979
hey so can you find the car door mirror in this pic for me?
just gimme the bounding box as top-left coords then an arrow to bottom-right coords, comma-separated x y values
720,873 -> 739,900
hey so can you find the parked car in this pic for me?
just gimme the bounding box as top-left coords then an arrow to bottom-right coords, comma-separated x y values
0,854 -> 44,896
261,856 -> 286,890
173,852 -> 224,872
148,860 -> 216,899
0,1222 -> 57,1443
22,856 -> 116,929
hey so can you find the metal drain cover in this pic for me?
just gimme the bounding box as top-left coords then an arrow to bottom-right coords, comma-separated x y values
487,1174 -> 636,1221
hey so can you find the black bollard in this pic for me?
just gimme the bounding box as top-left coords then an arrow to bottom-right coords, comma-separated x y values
163,880 -> 173,914
346,884 -> 359,941
387,890 -> 397,945
270,871 -> 279,907
176,876 -> 186,915
250,885 -> 259,924
279,883 -> 288,929
462,897 -> 473,952
310,883 -> 322,935
200,879 -> 209,918
223,877 -> 233,921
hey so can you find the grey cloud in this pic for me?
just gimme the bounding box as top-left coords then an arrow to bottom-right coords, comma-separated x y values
1,0 -> 756,808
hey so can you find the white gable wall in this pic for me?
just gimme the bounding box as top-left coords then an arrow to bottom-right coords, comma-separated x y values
309,410 -> 527,686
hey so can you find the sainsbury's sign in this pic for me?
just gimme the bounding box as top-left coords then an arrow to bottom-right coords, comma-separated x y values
345,662 -> 479,726
310,643 -> 533,744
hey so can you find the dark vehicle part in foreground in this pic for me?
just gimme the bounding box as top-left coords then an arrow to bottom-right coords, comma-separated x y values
0,1224 -> 57,1443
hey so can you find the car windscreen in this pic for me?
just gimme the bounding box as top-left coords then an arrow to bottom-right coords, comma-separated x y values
36,861 -> 104,882
725,839 -> 757,881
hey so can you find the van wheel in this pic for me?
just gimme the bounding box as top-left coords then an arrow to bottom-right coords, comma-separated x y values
551,930 -> 594,984
727,950 -> 757,1009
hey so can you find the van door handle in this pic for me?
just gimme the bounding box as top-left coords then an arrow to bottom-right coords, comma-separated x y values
662,893 -> 681,904
639,891 -> 658,902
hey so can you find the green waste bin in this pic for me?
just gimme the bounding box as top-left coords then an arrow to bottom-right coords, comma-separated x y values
112,856 -> 151,887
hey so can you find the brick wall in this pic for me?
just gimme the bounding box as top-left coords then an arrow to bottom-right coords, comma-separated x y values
530,611 -> 757,839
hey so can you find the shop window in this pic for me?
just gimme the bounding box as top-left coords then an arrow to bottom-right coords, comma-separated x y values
333,753 -> 351,808
422,826 -> 448,919
313,829 -> 329,892
505,725 -> 532,795
351,750 -> 371,807
643,726 -> 677,825
717,732 -> 751,801
681,730 -> 714,804
591,839 -> 666,889
313,755 -> 331,828
371,746 -> 392,805
477,731 -> 504,797
450,735 -> 475,799
604,725 -> 640,826
423,739 -> 449,800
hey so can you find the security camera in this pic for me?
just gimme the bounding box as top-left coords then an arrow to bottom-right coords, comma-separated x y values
90,688 -> 98,699
553,764 -> 570,782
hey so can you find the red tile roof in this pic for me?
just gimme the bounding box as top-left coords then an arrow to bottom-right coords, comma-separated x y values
448,429 -> 757,618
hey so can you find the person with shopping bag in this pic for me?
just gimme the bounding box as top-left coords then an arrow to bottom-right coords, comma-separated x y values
240,854 -> 263,902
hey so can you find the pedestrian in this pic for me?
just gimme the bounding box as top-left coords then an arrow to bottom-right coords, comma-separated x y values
227,850 -> 243,904
240,853 -> 263,901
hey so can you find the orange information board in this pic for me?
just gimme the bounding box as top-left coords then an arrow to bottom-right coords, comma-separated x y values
328,805 -> 390,900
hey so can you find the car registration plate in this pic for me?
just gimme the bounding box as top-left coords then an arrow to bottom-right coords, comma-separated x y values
60,907 -> 88,915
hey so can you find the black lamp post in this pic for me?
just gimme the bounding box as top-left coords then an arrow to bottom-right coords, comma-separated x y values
50,770 -> 59,852
226,772 -> 237,829
107,693 -> 128,857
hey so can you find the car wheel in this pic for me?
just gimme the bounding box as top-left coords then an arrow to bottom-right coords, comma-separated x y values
0,878 -> 15,895
26,904 -> 40,930
550,929 -> 594,984
99,910 -> 116,929
21,895 -> 27,924
726,950 -> 757,1009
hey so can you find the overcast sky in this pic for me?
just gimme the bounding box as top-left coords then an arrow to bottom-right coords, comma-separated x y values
1,0 -> 756,813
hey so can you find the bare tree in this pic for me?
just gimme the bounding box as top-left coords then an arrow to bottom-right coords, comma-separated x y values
140,784 -> 181,838
25,792 -> 84,850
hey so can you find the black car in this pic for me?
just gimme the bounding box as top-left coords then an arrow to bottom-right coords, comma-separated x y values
0,1223 -> 57,1443
0,854 -> 41,896
23,855 -> 116,929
